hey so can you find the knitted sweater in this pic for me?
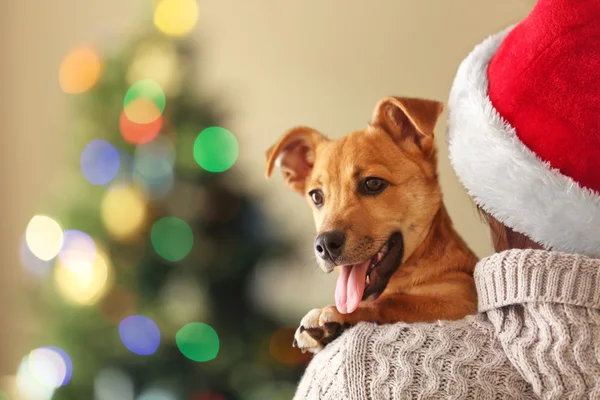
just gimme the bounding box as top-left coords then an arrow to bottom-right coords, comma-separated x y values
294,250 -> 600,399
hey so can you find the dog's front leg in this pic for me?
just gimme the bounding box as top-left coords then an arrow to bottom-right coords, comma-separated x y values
293,307 -> 351,354
293,293 -> 474,353
325,293 -> 476,325
292,303 -> 383,354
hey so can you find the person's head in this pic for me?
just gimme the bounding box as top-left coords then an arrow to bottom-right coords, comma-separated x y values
446,0 -> 600,257
477,207 -> 542,253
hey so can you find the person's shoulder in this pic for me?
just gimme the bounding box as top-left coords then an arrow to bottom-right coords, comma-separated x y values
311,316 -> 496,363
475,249 -> 600,312
294,316 -> 524,400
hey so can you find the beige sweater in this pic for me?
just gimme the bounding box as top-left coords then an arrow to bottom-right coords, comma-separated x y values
294,250 -> 600,399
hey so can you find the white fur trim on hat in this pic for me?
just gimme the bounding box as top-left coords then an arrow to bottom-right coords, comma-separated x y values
447,26 -> 600,258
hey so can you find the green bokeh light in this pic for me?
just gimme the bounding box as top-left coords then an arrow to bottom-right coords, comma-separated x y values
0,390 -> 8,400
176,322 -> 220,362
151,217 -> 193,262
124,79 -> 166,114
193,127 -> 239,173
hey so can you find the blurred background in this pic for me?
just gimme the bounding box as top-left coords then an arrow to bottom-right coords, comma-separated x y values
1,0 -> 533,399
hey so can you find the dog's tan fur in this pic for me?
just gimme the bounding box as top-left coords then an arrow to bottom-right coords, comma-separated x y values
266,97 -> 477,353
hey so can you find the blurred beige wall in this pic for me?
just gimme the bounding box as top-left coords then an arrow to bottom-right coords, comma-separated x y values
2,0 -> 533,382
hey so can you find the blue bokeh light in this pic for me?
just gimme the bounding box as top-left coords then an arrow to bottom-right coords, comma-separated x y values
80,140 -> 120,185
43,346 -> 73,386
133,136 -> 175,200
118,316 -> 161,356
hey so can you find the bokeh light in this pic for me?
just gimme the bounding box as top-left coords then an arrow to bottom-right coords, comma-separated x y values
15,347 -> 71,400
153,0 -> 199,37
58,230 -> 97,272
128,42 -> 181,96
137,167 -> 174,200
101,186 -> 147,241
120,110 -> 163,145
124,79 -> 166,114
160,273 -> 207,325
134,136 -> 176,175
193,127 -> 239,173
59,46 -> 102,94
119,315 -> 161,356
42,347 -> 73,386
137,388 -> 177,400
124,98 -> 162,124
134,136 -> 176,199
19,236 -> 53,279
150,217 -> 193,262
0,389 -> 8,400
80,140 -> 120,185
175,322 -> 219,362
16,355 -> 56,400
94,368 -> 134,400
269,327 -> 310,365
54,245 -> 112,306
25,215 -> 64,261
27,347 -> 67,389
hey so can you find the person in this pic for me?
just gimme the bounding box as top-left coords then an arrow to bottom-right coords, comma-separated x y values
293,0 -> 600,398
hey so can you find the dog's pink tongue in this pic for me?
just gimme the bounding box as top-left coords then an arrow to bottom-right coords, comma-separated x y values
335,261 -> 369,314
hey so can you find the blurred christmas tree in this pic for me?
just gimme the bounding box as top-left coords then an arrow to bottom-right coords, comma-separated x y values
15,2 -> 309,400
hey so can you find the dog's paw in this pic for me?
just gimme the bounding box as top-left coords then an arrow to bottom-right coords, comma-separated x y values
317,305 -> 345,326
293,307 -> 348,354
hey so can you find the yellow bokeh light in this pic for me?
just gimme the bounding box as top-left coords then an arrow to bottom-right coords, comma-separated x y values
59,231 -> 96,273
54,245 -> 112,306
101,186 -> 147,241
154,0 -> 198,37
59,46 -> 102,94
25,215 -> 64,261
127,42 -> 181,96
123,98 -> 162,124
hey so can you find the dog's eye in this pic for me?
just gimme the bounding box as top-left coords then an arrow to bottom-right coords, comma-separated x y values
309,190 -> 324,207
362,177 -> 387,194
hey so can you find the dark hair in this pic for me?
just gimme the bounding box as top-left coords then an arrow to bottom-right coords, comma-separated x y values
476,205 -> 544,252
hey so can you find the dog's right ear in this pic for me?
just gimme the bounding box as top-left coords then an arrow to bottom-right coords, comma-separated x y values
265,126 -> 326,194
372,97 -> 444,157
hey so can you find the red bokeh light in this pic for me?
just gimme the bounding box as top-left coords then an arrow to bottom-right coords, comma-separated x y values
119,110 -> 163,144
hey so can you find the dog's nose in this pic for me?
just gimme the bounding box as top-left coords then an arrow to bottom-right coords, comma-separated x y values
315,231 -> 346,262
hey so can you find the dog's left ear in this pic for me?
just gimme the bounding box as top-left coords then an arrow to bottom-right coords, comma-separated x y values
371,96 -> 444,156
265,126 -> 326,194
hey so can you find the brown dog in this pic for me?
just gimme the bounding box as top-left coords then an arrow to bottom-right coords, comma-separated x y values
265,97 -> 478,353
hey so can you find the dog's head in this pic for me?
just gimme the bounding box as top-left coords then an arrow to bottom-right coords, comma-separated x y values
265,97 -> 444,310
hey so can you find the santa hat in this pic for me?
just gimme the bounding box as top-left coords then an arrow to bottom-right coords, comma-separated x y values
447,0 -> 600,258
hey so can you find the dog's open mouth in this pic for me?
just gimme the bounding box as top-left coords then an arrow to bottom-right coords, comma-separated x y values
335,232 -> 404,314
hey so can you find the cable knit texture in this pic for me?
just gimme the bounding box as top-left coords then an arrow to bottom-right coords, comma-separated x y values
294,250 -> 600,399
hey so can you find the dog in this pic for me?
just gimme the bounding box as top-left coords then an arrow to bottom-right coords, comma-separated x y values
265,97 -> 478,353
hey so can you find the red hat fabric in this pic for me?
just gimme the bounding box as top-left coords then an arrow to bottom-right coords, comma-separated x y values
447,0 -> 600,257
